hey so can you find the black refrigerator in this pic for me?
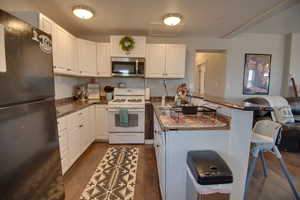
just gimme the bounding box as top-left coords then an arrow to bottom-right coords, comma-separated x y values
0,10 -> 65,200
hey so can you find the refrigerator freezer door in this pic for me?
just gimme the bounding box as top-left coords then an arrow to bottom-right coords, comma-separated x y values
0,99 -> 64,200
0,10 -> 55,107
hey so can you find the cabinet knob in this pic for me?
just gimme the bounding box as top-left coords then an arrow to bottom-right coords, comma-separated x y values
67,68 -> 71,71
79,124 -> 84,128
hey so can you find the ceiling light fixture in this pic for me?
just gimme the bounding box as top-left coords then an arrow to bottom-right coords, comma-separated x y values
73,5 -> 94,20
163,14 -> 182,26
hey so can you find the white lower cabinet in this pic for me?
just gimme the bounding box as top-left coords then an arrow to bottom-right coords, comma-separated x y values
154,114 -> 166,200
57,105 -> 96,175
95,105 -> 109,140
68,125 -> 81,166
57,116 -> 70,175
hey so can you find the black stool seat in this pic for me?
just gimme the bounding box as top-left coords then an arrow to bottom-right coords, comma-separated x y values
187,150 -> 233,185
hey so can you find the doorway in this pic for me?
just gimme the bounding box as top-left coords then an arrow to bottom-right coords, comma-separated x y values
196,61 -> 207,95
194,50 -> 227,97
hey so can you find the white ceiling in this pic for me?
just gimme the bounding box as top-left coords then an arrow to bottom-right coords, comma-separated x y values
246,3 -> 300,34
0,0 -> 298,38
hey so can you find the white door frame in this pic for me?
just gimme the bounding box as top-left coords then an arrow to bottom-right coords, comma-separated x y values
197,61 -> 207,94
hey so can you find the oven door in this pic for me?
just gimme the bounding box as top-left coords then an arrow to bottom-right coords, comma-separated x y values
111,57 -> 145,77
108,108 -> 145,133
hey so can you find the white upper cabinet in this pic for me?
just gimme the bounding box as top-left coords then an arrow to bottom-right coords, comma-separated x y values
97,43 -> 111,77
39,14 -> 53,35
165,44 -> 186,78
53,24 -> 69,73
110,36 -> 146,58
69,35 -> 78,74
0,24 -> 6,73
78,39 -> 97,76
146,44 -> 165,78
146,44 -> 186,79
52,24 -> 64,71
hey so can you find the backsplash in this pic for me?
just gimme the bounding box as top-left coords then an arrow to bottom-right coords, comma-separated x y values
56,76 -> 185,98
54,76 -> 79,99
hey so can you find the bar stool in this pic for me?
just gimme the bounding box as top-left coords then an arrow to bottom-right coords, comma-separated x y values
186,150 -> 233,200
244,120 -> 300,200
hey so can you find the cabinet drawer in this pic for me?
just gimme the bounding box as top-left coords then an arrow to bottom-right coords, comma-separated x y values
68,112 -> 80,130
57,117 -> 67,132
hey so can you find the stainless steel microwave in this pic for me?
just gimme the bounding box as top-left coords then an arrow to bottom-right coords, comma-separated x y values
111,57 -> 145,77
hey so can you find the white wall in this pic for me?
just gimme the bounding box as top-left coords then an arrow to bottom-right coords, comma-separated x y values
281,33 -> 300,96
54,76 -> 78,99
225,33 -> 285,98
146,34 -> 286,98
69,33 -> 286,98
195,52 -> 227,97
289,33 -> 300,85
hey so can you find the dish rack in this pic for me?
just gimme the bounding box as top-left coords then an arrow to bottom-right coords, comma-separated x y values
170,105 -> 217,122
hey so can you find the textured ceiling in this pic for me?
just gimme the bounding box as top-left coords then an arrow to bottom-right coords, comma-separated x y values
0,0 -> 297,38
246,3 -> 300,34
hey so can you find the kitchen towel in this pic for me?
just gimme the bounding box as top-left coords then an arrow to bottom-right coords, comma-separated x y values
119,109 -> 129,127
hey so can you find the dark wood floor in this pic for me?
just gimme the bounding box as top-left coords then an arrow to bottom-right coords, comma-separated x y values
64,143 -> 300,200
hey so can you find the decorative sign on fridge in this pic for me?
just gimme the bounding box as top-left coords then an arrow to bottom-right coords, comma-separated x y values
32,28 -> 52,55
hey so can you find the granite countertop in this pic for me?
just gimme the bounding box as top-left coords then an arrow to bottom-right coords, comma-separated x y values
152,102 -> 231,131
56,99 -> 108,118
191,93 -> 273,111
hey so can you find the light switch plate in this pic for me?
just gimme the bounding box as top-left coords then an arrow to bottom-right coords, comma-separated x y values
0,24 -> 7,73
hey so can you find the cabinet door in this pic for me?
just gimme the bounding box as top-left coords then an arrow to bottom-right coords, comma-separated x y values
88,106 -> 96,144
69,35 -> 78,74
95,105 -> 108,140
39,14 -> 53,35
165,44 -> 186,78
97,43 -> 111,77
154,114 -> 166,200
78,39 -> 97,76
146,44 -> 165,78
79,108 -> 90,153
64,32 -> 73,72
53,25 -> 67,72
68,127 -> 81,165
158,131 -> 166,200
110,36 -> 146,57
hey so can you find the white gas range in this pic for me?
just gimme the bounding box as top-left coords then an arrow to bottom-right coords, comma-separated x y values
108,88 -> 145,144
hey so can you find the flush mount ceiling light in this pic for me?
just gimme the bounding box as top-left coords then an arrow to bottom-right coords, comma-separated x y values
73,6 -> 94,19
163,14 -> 182,26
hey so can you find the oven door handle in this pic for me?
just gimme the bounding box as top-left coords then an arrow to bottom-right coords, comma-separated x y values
108,108 -> 145,112
135,59 -> 139,75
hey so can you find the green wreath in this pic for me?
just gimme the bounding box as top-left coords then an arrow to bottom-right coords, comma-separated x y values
119,36 -> 135,53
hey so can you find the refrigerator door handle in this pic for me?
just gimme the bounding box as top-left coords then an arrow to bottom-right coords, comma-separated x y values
0,24 -> 7,73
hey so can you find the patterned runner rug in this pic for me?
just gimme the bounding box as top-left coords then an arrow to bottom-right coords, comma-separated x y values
80,147 -> 139,200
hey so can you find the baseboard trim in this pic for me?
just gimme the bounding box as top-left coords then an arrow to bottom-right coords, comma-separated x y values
145,139 -> 154,144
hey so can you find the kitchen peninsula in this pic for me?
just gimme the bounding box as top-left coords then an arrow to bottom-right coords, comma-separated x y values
153,96 -> 272,200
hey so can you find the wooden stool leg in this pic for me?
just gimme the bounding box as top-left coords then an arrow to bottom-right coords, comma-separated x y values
259,151 -> 268,177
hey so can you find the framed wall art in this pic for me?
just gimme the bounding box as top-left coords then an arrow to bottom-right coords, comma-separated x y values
243,53 -> 272,95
